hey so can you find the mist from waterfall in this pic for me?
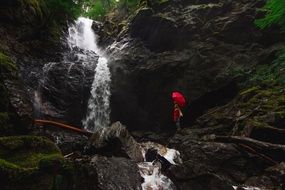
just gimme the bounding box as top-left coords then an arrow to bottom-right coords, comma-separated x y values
67,17 -> 111,132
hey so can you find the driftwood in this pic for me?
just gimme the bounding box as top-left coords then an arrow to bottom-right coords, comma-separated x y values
208,135 -> 285,163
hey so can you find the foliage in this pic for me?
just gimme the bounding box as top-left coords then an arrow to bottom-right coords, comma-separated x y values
230,49 -> 285,87
255,0 -> 285,31
250,49 -> 285,85
45,0 -> 85,19
84,0 -> 115,19
84,0 -> 141,20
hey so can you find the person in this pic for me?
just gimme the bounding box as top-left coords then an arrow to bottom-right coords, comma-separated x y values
173,102 -> 183,130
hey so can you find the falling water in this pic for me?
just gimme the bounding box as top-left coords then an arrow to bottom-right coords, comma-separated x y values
67,17 -> 111,132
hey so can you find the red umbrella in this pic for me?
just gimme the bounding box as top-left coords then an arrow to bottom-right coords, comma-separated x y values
172,91 -> 186,107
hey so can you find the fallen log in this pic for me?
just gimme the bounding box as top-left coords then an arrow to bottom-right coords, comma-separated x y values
34,119 -> 92,136
207,135 -> 285,162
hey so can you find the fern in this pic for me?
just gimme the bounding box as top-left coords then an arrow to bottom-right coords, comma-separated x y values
255,0 -> 285,31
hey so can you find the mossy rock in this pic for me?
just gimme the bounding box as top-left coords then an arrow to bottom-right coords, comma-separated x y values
0,136 -> 62,169
0,136 -> 70,189
197,84 -> 285,138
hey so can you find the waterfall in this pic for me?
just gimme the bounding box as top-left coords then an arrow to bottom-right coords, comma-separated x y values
67,17 -> 111,132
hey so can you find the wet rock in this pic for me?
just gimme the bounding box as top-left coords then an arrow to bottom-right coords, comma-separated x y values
72,155 -> 142,190
172,172 -> 234,190
141,141 -> 182,165
86,122 -> 144,162
168,132 -> 271,186
32,127 -> 89,155
245,162 -> 285,190
4,79 -> 33,132
131,130 -> 171,144
37,50 -> 97,126
145,148 -> 172,172
0,52 -> 33,135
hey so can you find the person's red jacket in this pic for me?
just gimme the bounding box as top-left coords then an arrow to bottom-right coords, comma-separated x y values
173,108 -> 180,122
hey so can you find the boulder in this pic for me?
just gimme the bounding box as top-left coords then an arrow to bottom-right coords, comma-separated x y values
72,155 -> 142,190
0,136 -> 67,190
86,122 -> 144,162
32,127 -> 89,155
168,131 -> 271,186
245,162 -> 285,190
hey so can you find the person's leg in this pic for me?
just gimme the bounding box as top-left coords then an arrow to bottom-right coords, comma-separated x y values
176,118 -> 181,130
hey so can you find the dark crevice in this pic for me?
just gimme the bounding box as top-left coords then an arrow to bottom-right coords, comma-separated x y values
182,80 -> 238,127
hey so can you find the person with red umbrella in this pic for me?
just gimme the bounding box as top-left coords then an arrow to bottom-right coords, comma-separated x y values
172,92 -> 186,129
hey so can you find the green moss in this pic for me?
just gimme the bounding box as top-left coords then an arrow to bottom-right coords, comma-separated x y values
0,52 -> 17,74
0,136 -> 62,169
240,86 -> 260,95
0,158 -> 21,170
39,154 -> 64,171
198,83 -> 285,135
0,136 -> 70,189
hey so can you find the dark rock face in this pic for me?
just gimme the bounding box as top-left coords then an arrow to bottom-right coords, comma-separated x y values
35,50 -> 97,127
4,79 -> 33,133
0,0 -> 65,134
86,122 -> 144,162
108,0 -> 282,131
130,8 -> 180,52
72,155 -> 142,190
0,52 -> 33,135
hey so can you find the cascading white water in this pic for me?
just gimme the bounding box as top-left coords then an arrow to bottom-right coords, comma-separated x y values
139,143 -> 182,190
67,17 -> 111,132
